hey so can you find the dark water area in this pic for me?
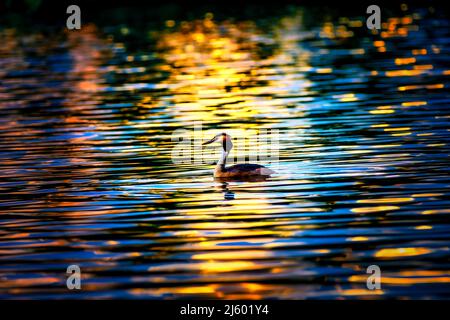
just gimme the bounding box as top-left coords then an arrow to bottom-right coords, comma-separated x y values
1,3 -> 450,299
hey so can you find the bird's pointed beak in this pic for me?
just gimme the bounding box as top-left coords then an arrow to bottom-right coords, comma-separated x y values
202,136 -> 218,145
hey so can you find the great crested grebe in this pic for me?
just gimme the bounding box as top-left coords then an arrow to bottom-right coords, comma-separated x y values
203,133 -> 275,179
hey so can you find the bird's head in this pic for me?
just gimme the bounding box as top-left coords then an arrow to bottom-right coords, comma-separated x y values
202,132 -> 233,152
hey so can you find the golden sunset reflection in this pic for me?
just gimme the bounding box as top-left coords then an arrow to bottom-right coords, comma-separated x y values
149,12 -> 313,126
375,247 -> 432,258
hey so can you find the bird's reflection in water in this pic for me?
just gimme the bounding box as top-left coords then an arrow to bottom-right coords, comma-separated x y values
214,181 -> 235,200
214,176 -> 271,200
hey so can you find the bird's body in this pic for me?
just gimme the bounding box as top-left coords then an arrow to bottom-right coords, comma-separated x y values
214,163 -> 274,178
203,133 -> 275,179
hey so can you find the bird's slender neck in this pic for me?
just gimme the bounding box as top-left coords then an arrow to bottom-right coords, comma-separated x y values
214,137 -> 232,174
215,147 -> 230,174
218,149 -> 228,166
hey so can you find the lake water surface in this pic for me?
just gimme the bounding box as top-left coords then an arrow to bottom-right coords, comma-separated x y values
1,5 -> 450,299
